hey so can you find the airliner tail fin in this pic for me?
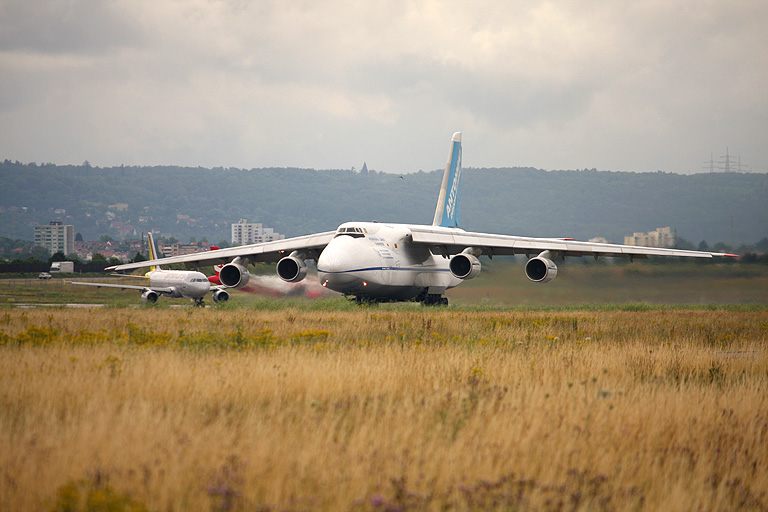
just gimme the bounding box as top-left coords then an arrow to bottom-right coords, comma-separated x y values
147,232 -> 162,272
432,131 -> 462,228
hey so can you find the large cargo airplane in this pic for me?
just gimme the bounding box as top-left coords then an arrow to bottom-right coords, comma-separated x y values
71,233 -> 230,306
108,132 -> 736,305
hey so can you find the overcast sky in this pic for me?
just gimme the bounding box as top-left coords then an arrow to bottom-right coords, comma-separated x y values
1,1 -> 766,174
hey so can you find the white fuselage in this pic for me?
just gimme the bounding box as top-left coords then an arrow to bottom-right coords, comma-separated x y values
148,269 -> 211,299
316,222 -> 463,300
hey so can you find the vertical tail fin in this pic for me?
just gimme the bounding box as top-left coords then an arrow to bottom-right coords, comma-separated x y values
432,132 -> 462,228
147,232 -> 162,272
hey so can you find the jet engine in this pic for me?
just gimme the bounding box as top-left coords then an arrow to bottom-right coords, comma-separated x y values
141,290 -> 159,303
218,263 -> 250,289
276,255 -> 307,283
525,256 -> 558,283
449,253 -> 481,280
212,289 -> 230,303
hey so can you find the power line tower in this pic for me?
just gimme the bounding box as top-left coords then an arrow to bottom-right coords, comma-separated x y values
705,147 -> 750,173
735,155 -> 751,173
719,146 -> 733,172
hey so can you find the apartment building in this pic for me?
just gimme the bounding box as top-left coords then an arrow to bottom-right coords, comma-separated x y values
231,218 -> 285,245
624,226 -> 676,248
34,221 -> 75,256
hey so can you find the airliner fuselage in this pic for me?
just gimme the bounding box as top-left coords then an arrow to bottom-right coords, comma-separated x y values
317,222 -> 465,302
148,269 -> 211,299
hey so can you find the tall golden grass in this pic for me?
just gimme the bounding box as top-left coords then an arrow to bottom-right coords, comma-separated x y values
1,307 -> 766,511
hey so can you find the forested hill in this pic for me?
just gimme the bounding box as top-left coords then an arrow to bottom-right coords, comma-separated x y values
1,160 -> 766,246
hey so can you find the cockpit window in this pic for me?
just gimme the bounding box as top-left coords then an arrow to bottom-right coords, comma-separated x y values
335,226 -> 366,238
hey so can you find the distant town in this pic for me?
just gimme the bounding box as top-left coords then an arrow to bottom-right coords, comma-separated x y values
28,218 -> 286,264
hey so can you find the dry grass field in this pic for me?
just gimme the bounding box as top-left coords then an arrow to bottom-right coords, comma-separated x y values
1,305 -> 767,511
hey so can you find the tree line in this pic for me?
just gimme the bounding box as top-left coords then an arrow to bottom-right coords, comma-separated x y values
1,160 -> 766,248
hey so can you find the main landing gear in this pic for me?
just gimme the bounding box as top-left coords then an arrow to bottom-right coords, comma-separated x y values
422,294 -> 449,306
347,293 -> 449,307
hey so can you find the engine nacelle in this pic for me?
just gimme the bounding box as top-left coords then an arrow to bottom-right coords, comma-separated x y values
212,289 -> 230,303
276,255 -> 307,283
141,290 -> 159,304
219,263 -> 250,289
449,253 -> 482,280
525,256 -> 558,283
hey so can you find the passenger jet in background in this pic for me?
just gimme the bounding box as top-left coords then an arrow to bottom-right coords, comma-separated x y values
71,233 -> 229,305
108,132 -> 736,305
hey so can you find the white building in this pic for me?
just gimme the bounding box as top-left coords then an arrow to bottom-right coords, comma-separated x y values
624,226 -> 676,248
231,219 -> 285,245
34,221 -> 75,256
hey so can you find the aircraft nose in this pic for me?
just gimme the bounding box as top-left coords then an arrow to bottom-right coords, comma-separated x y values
318,239 -> 357,286
192,277 -> 211,296
317,236 -> 373,291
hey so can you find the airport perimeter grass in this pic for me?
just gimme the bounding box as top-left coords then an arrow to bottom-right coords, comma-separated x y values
1,306 -> 767,511
2,260 -> 767,307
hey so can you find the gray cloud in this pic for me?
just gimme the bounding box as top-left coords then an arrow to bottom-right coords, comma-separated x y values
0,2 -> 144,54
1,0 -> 766,173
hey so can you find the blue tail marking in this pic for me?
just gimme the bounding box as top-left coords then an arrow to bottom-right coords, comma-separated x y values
432,132 -> 462,228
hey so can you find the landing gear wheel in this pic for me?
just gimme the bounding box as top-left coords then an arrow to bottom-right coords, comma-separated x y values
194,298 -> 205,307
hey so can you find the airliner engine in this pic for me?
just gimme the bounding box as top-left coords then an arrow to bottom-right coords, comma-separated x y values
525,255 -> 558,283
277,254 -> 307,283
141,290 -> 159,303
212,289 -> 230,303
449,253 -> 481,280
218,263 -> 250,289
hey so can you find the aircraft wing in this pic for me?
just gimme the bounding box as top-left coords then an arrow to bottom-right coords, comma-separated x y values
408,227 -> 737,260
68,281 -> 175,294
106,231 -> 336,272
